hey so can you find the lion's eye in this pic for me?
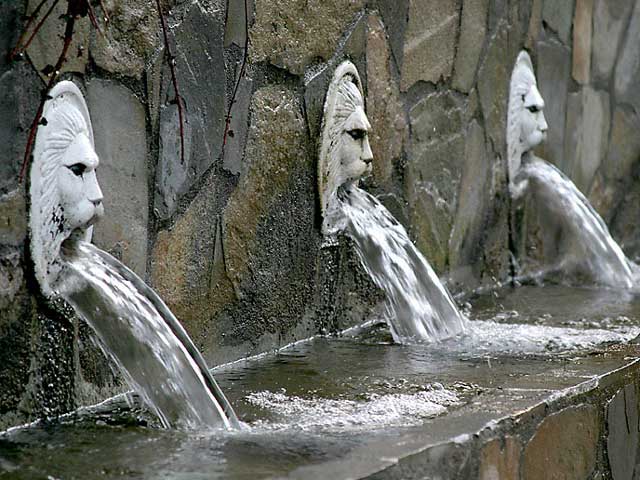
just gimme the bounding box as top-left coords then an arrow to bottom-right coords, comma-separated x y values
67,163 -> 86,176
347,129 -> 366,140
526,105 -> 540,113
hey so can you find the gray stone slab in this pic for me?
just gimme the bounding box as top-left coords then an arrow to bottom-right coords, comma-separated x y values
0,64 -> 41,195
87,78 -> 149,278
603,106 -> 640,183
542,0 -> 574,44
25,0 -> 89,81
453,0 -> 488,93
607,384 -> 638,480
224,0 -> 255,48
249,0 -> 365,75
563,87 -> 610,193
536,38 -> 571,169
90,1 -> 160,80
222,75 -> 253,175
592,0 -> 634,84
154,1 -> 226,220
400,0 -> 460,91
614,1 -> 640,114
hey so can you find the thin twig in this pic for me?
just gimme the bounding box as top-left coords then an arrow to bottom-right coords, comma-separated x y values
8,0 -> 50,61
19,2 -> 77,183
12,0 -> 61,61
156,0 -> 185,165
222,0 -> 249,147
86,2 -> 100,31
97,0 -> 110,23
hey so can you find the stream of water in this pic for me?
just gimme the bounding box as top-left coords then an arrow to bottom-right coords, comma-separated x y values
325,186 -> 467,343
517,158 -> 638,288
56,241 -> 238,430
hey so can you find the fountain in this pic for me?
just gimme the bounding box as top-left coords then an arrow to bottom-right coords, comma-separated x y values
508,52 -> 637,289
28,81 -> 237,430
318,61 -> 466,343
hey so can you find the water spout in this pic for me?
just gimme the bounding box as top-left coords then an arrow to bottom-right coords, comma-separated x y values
29,80 -> 237,430
318,62 -> 466,343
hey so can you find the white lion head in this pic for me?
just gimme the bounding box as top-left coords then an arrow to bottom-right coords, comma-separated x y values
318,61 -> 373,234
29,81 -> 104,297
507,51 -> 548,191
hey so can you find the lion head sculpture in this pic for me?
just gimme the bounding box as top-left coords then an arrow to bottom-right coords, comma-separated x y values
318,61 -> 373,234
29,81 -> 104,296
507,51 -> 548,192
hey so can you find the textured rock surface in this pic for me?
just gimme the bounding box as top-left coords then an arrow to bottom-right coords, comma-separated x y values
400,0 -> 460,90
406,91 -> 465,272
564,87 -> 610,193
90,0 -> 159,79
478,436 -> 521,480
154,1 -> 225,220
537,38 -> 571,169
591,0 -> 634,85
607,384 -> 639,480
249,0 -> 365,75
541,0 -> 574,44
614,1 -> 640,114
88,79 -> 149,277
572,0 -> 593,84
522,405 -> 600,480
366,15 -> 406,187
453,0 -> 488,92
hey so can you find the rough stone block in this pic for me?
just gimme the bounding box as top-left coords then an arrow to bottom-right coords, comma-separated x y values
563,87 -> 610,194
479,436 -> 521,480
522,404 -> 600,480
154,2 -> 226,220
366,15 -> 407,187
607,384 -> 639,480
603,106 -> 640,183
536,38 -> 571,169
406,91 -> 465,272
542,0 -> 574,44
400,0 -> 460,91
0,190 -> 26,247
614,1 -> 640,114
477,24 -> 510,155
449,121 -> 489,272
25,0 -> 89,81
87,79 -> 149,277
224,0 -> 255,48
525,0 -> 543,49
249,0 -> 365,75
592,0 -> 634,84
453,0 -> 488,93
572,0 -> 593,84
90,0 -> 160,79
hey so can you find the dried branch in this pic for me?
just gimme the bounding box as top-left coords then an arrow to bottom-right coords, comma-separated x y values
9,0 -> 61,61
156,0 -> 186,165
222,0 -> 249,147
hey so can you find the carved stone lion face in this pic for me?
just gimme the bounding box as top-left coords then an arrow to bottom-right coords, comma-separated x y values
30,81 -> 103,296
318,61 -> 373,233
507,51 -> 548,186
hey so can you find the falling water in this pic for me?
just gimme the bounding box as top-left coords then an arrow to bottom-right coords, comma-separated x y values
325,186 -> 467,343
516,158 -> 637,288
56,241 -> 238,430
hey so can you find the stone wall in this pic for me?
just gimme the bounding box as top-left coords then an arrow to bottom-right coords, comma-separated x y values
1,0 -> 640,428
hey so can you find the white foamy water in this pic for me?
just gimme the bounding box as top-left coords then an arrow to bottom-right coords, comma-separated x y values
325,186 -> 466,344
516,159 -> 638,288
456,319 -> 640,356
245,386 -> 459,432
57,241 -> 237,430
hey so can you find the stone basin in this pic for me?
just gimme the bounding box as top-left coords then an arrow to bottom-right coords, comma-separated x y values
1,285 -> 639,479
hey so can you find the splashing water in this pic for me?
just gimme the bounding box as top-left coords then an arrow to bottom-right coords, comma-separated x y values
325,186 -> 467,343
56,241 -> 238,430
516,159 -> 637,288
